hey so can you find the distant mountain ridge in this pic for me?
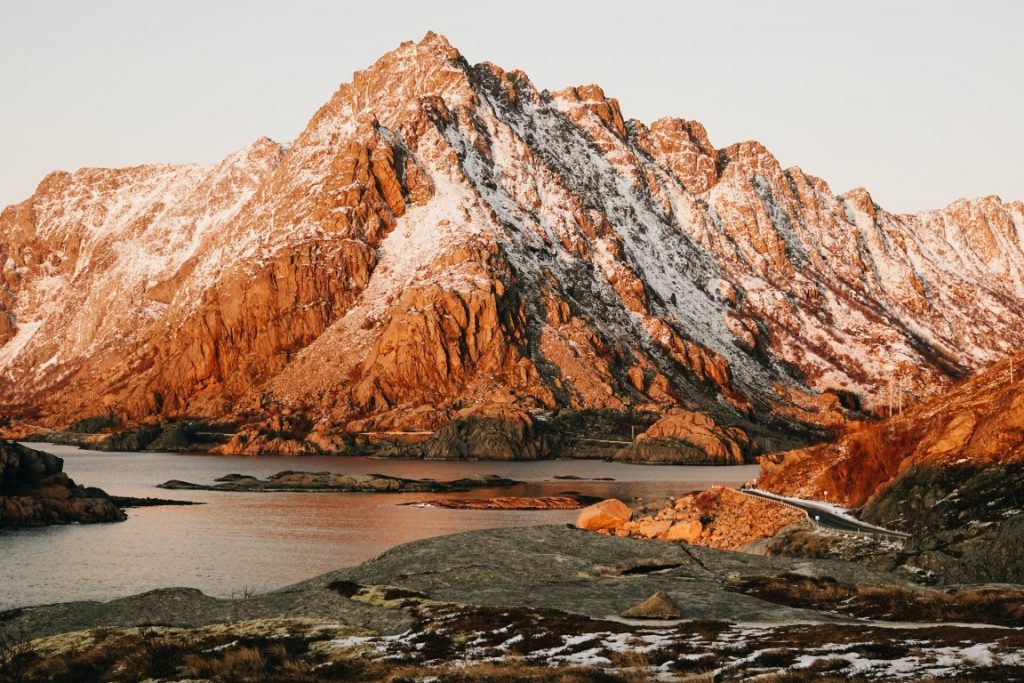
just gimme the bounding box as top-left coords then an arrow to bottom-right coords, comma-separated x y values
1,32 -> 1022,458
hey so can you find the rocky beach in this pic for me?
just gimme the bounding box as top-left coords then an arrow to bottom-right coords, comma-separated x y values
3,526 -> 1022,681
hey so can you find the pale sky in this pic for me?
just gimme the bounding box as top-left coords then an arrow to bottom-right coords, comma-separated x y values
1,0 -> 1020,213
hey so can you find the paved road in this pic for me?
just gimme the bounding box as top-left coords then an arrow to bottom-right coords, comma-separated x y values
740,488 -> 909,538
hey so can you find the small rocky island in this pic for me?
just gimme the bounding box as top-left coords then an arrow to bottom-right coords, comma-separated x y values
158,471 -> 520,493
0,440 -> 125,527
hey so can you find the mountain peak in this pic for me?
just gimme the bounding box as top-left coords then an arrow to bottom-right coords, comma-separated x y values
417,30 -> 457,51
377,31 -> 463,69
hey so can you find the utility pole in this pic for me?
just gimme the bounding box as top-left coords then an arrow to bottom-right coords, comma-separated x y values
898,374 -> 904,415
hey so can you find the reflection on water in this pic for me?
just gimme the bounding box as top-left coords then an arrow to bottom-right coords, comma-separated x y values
0,443 -> 757,610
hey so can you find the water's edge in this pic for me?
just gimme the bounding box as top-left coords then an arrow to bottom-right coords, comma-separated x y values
0,443 -> 756,610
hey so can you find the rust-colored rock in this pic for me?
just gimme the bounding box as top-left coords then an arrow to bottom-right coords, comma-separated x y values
758,353 -> 1024,509
663,519 -> 703,543
593,486 -> 803,550
576,498 -> 633,531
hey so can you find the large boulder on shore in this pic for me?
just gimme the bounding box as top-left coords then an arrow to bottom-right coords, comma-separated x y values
0,440 -> 125,527
576,498 -> 633,531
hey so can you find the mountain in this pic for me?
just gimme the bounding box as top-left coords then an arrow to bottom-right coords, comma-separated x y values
1,32 -> 1022,458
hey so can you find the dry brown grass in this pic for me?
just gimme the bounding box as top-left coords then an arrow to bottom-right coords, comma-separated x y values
728,573 -> 1024,626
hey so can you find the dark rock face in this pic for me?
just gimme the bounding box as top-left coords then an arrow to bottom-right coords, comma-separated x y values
92,421 -> 233,453
0,441 -> 125,527
763,463 -> 1024,585
613,410 -> 749,464
614,437 -> 734,464
93,425 -> 163,451
861,463 -> 1024,584
402,414 -> 549,460
67,414 -> 123,434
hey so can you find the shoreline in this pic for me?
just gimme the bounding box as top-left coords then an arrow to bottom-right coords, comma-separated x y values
4,525 -> 1022,681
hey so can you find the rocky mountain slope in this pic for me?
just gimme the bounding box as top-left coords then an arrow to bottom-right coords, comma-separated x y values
759,352 -> 1024,583
2,32 -> 1022,458
759,352 -> 1024,506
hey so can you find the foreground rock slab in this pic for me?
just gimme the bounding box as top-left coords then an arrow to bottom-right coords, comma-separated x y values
3,526 -> 1024,681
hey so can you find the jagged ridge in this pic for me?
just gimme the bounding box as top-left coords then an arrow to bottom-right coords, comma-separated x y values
1,32 -> 1022,459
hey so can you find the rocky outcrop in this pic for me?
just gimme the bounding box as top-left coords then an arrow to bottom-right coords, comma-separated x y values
753,355 -> 1024,584
615,410 -> 749,464
399,406 -> 549,460
583,487 -> 805,550
2,33 -> 1023,457
0,441 -> 125,527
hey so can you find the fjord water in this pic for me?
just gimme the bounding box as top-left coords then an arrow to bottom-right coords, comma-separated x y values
0,443 -> 757,610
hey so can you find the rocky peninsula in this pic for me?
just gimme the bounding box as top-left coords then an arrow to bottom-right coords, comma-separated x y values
0,440 -> 125,527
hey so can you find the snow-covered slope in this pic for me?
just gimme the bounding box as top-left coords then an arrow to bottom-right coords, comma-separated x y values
1,33 -> 1022,455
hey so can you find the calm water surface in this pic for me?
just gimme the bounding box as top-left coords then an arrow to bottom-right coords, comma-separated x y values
0,443 -> 757,610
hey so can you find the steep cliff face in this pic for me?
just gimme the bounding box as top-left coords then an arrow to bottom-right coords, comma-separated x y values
1,32 -> 1023,457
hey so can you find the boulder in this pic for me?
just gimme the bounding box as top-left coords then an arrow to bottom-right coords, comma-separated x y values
620,591 -> 681,619
636,519 -> 673,538
664,519 -> 703,543
576,499 -> 632,531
